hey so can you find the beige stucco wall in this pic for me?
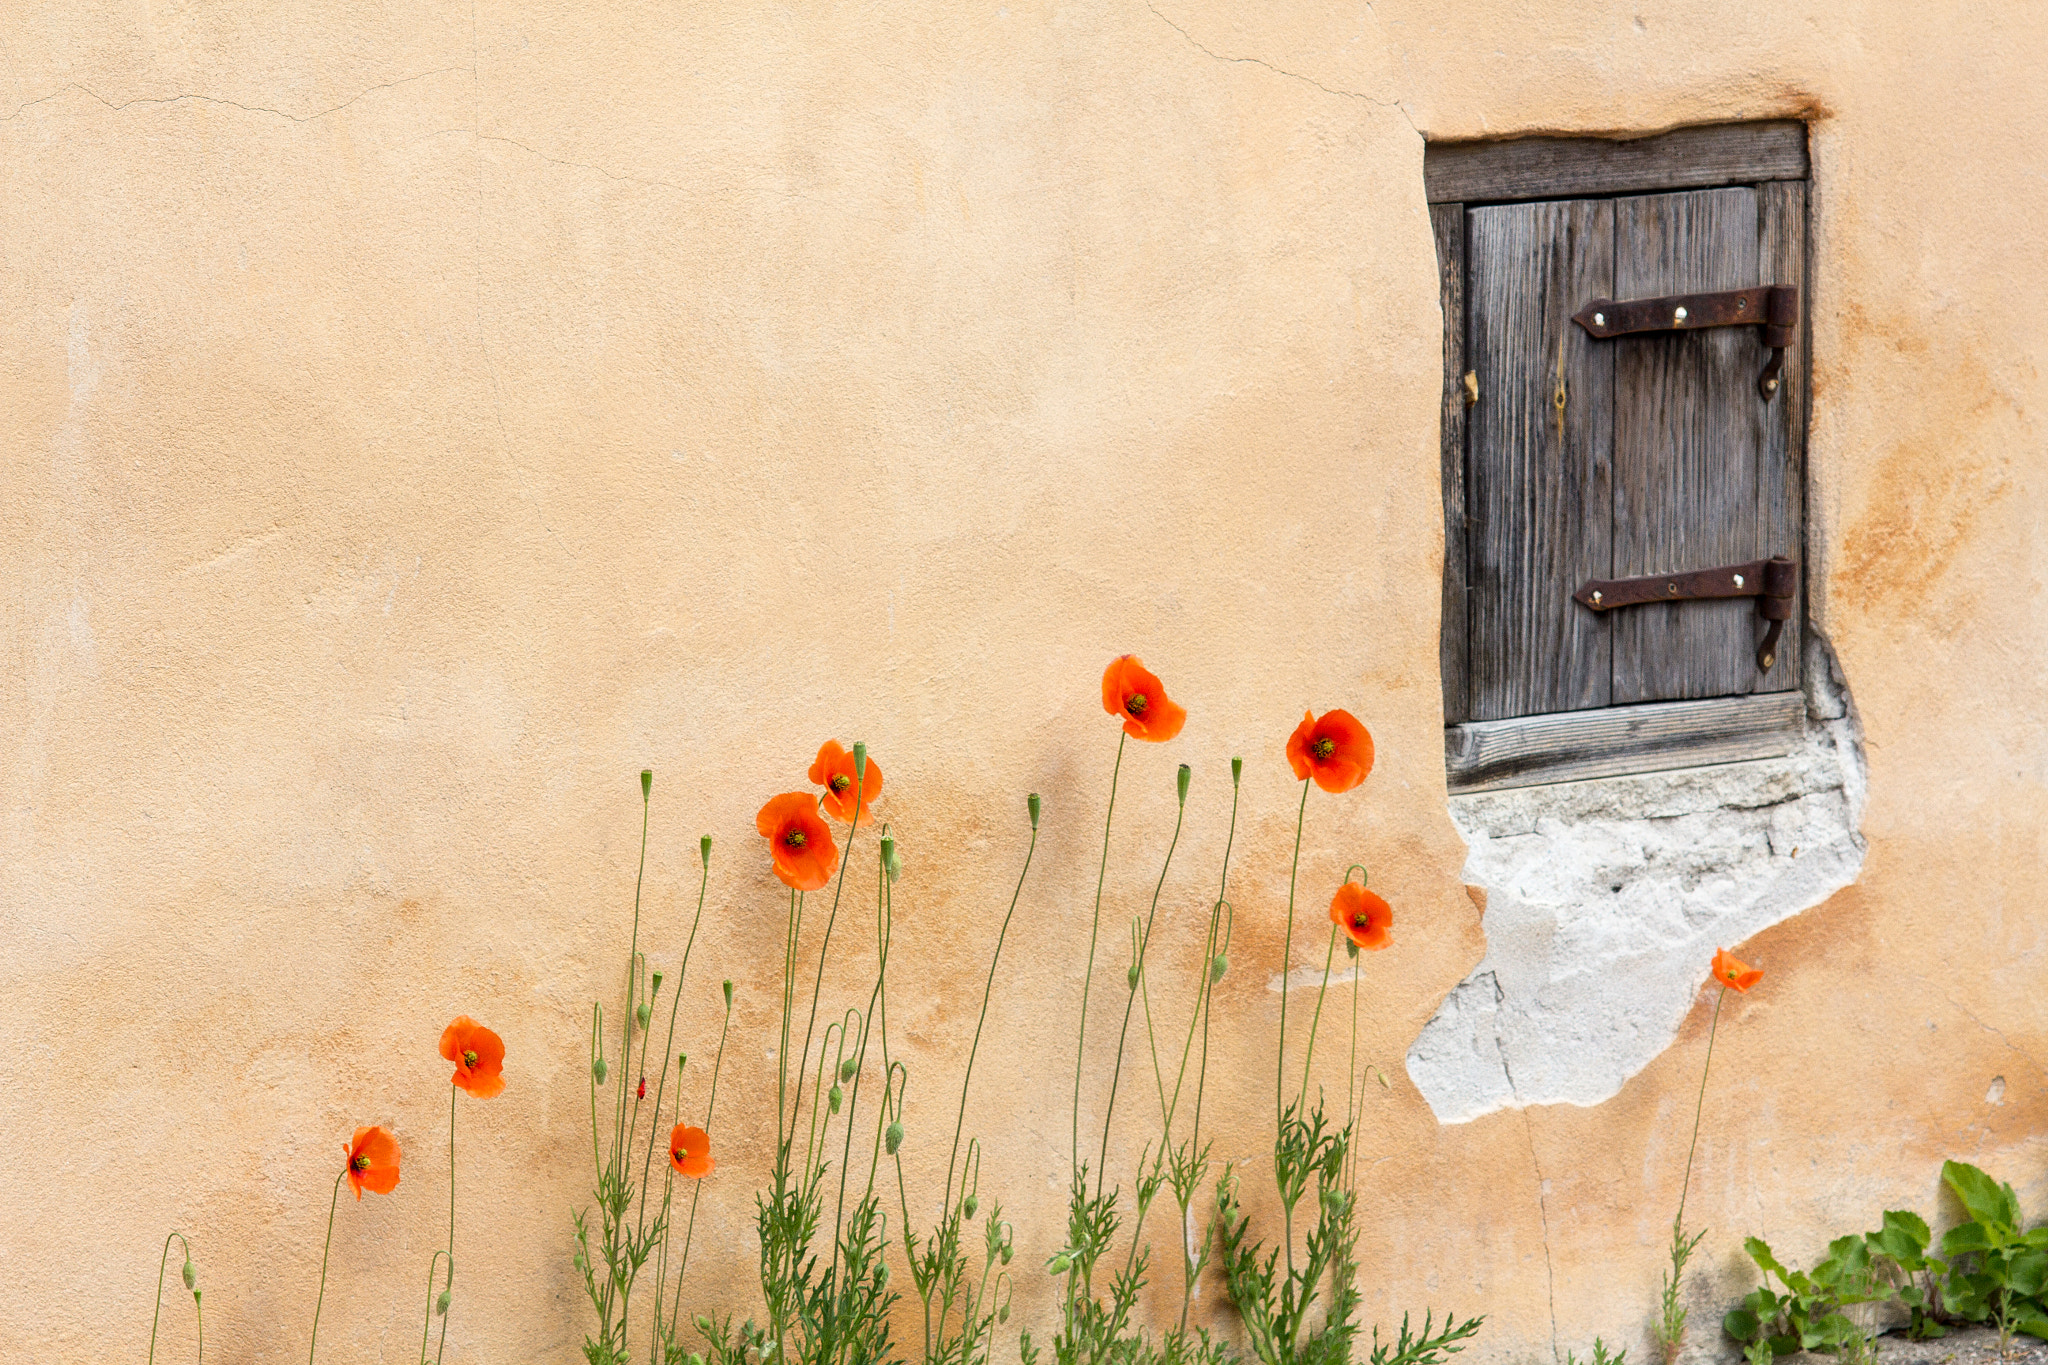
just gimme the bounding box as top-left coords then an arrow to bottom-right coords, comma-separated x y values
4,2 -> 2045,1361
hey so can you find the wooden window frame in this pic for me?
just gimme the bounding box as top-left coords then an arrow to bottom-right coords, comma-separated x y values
1430,122 -> 1813,793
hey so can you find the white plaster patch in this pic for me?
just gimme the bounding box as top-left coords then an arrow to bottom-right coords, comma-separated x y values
1407,640 -> 1867,1125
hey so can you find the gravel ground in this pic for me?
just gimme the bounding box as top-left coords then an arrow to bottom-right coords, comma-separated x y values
1792,1326 -> 2048,1365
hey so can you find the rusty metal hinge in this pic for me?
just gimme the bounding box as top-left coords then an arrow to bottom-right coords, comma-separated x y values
1574,555 -> 1797,671
1571,285 -> 1798,400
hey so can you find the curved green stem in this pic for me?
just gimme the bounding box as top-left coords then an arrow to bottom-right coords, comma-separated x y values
1097,780 -> 1187,1193
307,1169 -> 346,1365
1675,985 -> 1728,1236
1073,731 -> 1127,1177
1276,779 -> 1310,1127
416,1250 -> 449,1365
149,1231 -> 192,1365
947,819 -> 1040,1212
669,991 -> 735,1337
434,1084 -> 456,1365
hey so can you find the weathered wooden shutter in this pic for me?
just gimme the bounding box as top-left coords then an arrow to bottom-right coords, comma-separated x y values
1430,124 -> 1810,789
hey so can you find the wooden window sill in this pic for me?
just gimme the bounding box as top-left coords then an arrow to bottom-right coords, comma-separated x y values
1445,691 -> 1806,793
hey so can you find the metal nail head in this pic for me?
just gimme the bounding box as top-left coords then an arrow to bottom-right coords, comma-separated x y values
1591,590 -> 1603,604
1593,311 -> 1605,327
1673,306 -> 1688,323
1733,574 -> 1746,588
1666,582 -> 1680,595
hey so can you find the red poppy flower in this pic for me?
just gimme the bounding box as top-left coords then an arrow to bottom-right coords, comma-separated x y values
757,792 -> 839,891
809,740 -> 881,826
1329,883 -> 1393,951
1711,948 -> 1763,993
669,1123 -> 713,1179
1101,656 -> 1187,742
344,1125 -> 401,1200
439,1016 -> 506,1099
1286,710 -> 1374,793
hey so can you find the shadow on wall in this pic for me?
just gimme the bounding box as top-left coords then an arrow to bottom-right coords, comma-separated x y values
1406,634 -> 1866,1124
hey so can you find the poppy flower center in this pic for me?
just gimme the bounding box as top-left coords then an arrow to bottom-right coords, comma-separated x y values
785,829 -> 807,849
1126,693 -> 1148,716
462,1049 -> 479,1068
831,774 -> 850,793
352,1155 -> 371,1171
1312,737 -> 1336,760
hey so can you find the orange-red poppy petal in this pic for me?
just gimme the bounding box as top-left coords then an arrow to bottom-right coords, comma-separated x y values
440,1016 -> 507,1099
1286,709 -> 1375,793
1329,883 -> 1393,951
1101,655 -> 1186,742
757,792 -> 839,891
345,1125 -> 401,1199
1711,948 -> 1763,993
670,1123 -> 714,1179
811,740 -> 882,826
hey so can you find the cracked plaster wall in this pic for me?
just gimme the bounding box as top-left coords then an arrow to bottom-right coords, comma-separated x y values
4,3 -> 2047,1364
1409,639 -> 1868,1124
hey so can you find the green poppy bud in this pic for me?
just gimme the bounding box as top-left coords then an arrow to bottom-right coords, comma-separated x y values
181,1258 -> 195,1292
641,769 -> 653,800
829,1084 -> 843,1113
1210,953 -> 1227,982
881,835 -> 900,883
436,1289 -> 451,1316
962,1195 -> 979,1219
839,1057 -> 858,1082
1127,964 -> 1139,990
1347,939 -> 1359,959
878,1264 -> 890,1291
853,741 -> 867,781
192,1288 -> 201,1309
1231,757 -> 1243,786
678,1053 -> 688,1072
885,1120 -> 904,1155
722,979 -> 734,1010
1177,764 -> 1191,806
695,1315 -> 715,1337
701,834 -> 712,868
689,1355 -> 706,1365
1000,1303 -> 1010,1324
574,1252 -> 587,1272
651,971 -> 664,996
1027,793 -> 1041,829
1049,1252 -> 1072,1274
635,1003 -> 650,1030
1000,1239 -> 1013,1266
594,1056 -> 608,1084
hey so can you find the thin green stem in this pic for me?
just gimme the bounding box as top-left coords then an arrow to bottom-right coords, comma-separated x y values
1298,926 -> 1339,1115
791,780 -> 868,1142
1073,730 -> 1127,1177
150,1231 -> 192,1365
668,992 -> 734,1338
416,1250 -> 449,1365
1345,951 -> 1361,1189
1675,985 -> 1728,1236
1276,779 -> 1310,1127
434,1085 -> 456,1365
946,819 -> 1039,1212
307,1169 -> 346,1365
619,783 -> 652,1164
1096,761 -> 1184,1195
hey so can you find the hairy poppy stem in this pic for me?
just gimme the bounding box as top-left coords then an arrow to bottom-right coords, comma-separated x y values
1297,925 -> 1340,1115
1072,730 -> 1127,1179
308,1169 -> 345,1365
433,1084 -> 456,1365
1675,984 -> 1728,1238
149,1231 -> 193,1365
1276,779 -> 1311,1128
415,1250 -> 448,1365
668,988 -> 733,1339
945,808 -> 1042,1215
1095,768 -> 1186,1198
791,775 -> 866,1149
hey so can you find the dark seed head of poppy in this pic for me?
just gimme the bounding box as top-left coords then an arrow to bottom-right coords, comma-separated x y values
1312,737 -> 1336,760
1126,693 -> 1148,716
785,829 -> 807,849
352,1155 -> 371,1171
831,774 -> 850,793
462,1049 -> 479,1068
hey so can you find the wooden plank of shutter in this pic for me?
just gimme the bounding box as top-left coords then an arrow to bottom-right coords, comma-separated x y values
1424,122 -> 1807,205
1465,199 -> 1614,720
1610,187 -> 1770,704
1756,180 -> 1807,689
1433,203 -> 1471,723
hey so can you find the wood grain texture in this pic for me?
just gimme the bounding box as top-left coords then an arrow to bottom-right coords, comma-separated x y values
1465,199 -> 1614,720
1611,186 -> 1771,704
1757,179 -> 1808,690
1445,691 -> 1805,792
1434,203 -> 1472,723
1424,122 -> 1807,205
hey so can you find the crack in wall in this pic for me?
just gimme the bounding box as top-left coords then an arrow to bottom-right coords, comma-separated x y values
0,66 -> 465,125
1142,1 -> 1421,134
1409,637 -> 1869,1125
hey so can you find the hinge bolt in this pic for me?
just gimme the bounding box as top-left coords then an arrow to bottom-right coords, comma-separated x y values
1591,590 -> 1603,604
1673,306 -> 1688,323
1733,574 -> 1746,588
1666,582 -> 1679,595
1593,312 -> 1605,327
